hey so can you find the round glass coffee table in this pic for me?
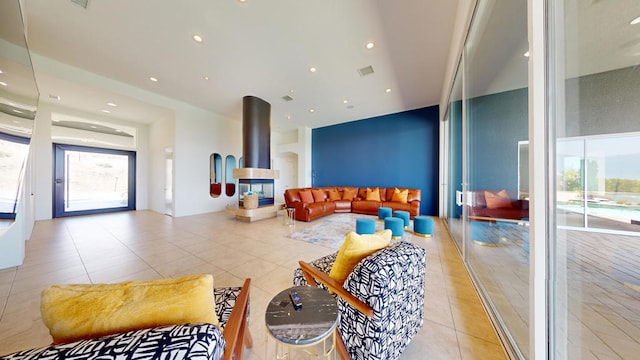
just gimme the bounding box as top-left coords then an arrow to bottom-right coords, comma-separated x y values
265,286 -> 339,359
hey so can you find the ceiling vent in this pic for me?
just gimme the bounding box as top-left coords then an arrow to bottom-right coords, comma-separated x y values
281,95 -> 294,102
71,0 -> 89,9
358,65 -> 374,77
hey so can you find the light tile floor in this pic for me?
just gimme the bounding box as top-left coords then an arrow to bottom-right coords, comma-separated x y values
0,210 -> 506,359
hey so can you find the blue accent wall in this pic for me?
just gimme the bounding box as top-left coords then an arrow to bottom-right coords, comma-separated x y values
312,106 -> 439,215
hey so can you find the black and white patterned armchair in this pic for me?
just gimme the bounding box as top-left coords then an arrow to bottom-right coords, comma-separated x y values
294,242 -> 426,360
0,279 -> 252,360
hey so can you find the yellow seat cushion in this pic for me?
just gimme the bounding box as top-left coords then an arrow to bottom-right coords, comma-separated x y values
365,187 -> 381,201
391,188 -> 409,204
40,274 -> 218,344
329,230 -> 391,284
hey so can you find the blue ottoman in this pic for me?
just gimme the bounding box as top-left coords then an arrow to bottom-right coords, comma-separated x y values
384,217 -> 404,239
378,207 -> 392,221
413,216 -> 433,237
394,210 -> 410,228
356,218 -> 376,235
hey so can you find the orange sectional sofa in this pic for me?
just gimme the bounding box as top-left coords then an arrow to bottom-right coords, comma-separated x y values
284,186 -> 421,222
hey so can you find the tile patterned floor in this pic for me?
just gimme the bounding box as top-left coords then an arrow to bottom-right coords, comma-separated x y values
0,211 -> 506,359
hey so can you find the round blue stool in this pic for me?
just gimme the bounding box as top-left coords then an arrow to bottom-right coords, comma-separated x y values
413,216 -> 434,237
384,217 -> 404,239
378,207 -> 392,221
356,218 -> 376,235
394,210 -> 410,228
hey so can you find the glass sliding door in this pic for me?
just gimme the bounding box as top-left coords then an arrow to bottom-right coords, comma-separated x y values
53,144 -> 136,217
445,62 -> 464,249
463,0 -> 530,356
550,0 -> 640,358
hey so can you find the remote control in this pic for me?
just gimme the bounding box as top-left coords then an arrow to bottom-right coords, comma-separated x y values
289,289 -> 303,310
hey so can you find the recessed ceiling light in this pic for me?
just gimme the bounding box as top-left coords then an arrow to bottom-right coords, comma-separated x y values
0,81 -> 7,86
631,16 -> 640,25
365,42 -> 375,49
309,67 -> 317,73
287,115 -> 292,120
343,100 -> 348,104
385,88 -> 392,93
192,34 -> 203,43
101,109 -> 111,114
309,109 -> 315,113
0,69 -> 3,74
106,102 -> 117,107
150,77 -> 158,82
204,76 -> 210,80
49,94 -> 61,100
524,51 -> 530,57
116,129 -> 123,132
90,125 -> 97,129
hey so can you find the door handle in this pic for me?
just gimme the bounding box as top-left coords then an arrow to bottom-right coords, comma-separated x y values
55,178 -> 63,184
456,190 -> 463,206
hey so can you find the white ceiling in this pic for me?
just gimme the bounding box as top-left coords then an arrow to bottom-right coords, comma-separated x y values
21,0 -> 460,130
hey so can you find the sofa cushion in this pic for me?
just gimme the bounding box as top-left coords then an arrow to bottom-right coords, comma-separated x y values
366,187 -> 381,201
328,189 -> 341,201
299,189 -> 314,203
485,190 -> 513,209
0,324 -> 225,360
40,274 -> 218,344
312,189 -> 326,202
391,188 -> 409,204
342,188 -> 357,200
329,230 -> 391,284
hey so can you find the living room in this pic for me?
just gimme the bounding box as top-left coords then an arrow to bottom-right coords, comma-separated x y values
3,0 -> 640,359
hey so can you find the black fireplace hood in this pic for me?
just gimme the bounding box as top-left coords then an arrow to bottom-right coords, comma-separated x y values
233,96 -> 279,180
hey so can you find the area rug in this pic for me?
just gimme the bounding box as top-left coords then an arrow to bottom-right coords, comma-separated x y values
288,213 -> 396,249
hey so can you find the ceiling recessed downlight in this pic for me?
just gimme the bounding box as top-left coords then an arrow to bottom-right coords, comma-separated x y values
107,102 -> 117,107
204,76 -> 210,80
101,109 -> 111,114
192,34 -> 203,43
365,42 -> 375,49
150,77 -> 158,82
385,88 -> 392,93
343,100 -> 348,104
0,81 -> 7,86
631,16 -> 640,25
309,109 -> 315,113
524,51 -> 530,57
49,94 -> 61,100
309,67 -> 317,73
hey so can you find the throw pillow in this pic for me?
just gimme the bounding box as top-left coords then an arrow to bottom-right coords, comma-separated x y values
485,190 -> 513,209
391,188 -> 409,204
41,274 -> 218,344
329,230 -> 391,284
328,189 -> 341,201
342,188 -> 357,200
365,187 -> 381,201
312,189 -> 326,202
299,189 -> 314,203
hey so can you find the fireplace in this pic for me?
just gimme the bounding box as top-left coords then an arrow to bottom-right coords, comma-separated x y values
228,95 -> 279,221
238,179 -> 274,208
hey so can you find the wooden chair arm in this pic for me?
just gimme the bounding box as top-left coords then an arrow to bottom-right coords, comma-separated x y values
298,261 -> 374,317
222,278 -> 252,360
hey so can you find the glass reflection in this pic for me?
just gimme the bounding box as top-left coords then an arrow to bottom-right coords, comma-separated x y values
0,0 -> 39,220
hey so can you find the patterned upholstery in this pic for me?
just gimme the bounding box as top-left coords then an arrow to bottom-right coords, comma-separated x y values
293,242 -> 426,360
1,286 -> 246,360
0,323 -> 225,360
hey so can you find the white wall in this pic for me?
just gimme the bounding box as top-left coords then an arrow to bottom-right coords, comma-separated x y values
172,106 -> 242,217
274,126 -> 312,191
